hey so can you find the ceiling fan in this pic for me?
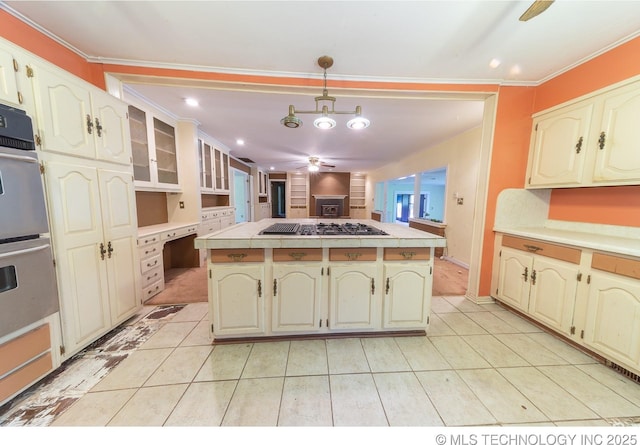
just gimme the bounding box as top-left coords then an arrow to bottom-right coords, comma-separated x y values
519,0 -> 554,21
297,156 -> 336,172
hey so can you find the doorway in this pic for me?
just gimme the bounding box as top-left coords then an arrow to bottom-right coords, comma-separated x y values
232,169 -> 250,223
271,181 -> 286,218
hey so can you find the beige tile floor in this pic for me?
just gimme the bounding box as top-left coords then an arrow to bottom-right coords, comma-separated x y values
7,297 -> 640,427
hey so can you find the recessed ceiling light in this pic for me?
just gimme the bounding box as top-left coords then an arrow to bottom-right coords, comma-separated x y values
185,98 -> 199,107
236,139 -> 245,146
489,58 -> 501,69
269,166 -> 275,170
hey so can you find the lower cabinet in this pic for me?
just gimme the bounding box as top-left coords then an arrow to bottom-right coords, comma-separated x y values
206,246 -> 433,340
44,160 -> 141,357
495,233 -> 640,376
329,263 -> 379,330
272,263 -> 323,333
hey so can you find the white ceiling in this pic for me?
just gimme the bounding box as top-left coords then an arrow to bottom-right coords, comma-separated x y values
3,1 -> 640,173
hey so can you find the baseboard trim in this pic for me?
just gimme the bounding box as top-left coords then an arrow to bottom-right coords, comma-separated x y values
212,329 -> 426,345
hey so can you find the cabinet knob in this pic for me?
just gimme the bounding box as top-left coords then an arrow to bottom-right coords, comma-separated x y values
522,266 -> 528,282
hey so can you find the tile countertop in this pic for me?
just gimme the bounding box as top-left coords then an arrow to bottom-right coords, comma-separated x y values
494,188 -> 640,258
194,218 -> 447,250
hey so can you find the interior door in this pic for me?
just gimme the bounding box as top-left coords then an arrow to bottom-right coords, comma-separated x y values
233,169 -> 249,222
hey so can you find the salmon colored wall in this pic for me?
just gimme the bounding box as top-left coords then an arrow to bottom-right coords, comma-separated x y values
0,10 -> 105,88
536,36 -> 640,229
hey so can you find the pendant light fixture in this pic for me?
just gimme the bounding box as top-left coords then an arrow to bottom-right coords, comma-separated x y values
280,56 -> 370,130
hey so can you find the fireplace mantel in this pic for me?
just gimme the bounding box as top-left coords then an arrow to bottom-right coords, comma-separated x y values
312,195 -> 347,199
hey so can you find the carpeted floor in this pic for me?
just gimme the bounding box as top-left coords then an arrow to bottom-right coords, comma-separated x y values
145,266 -> 208,305
144,257 -> 468,306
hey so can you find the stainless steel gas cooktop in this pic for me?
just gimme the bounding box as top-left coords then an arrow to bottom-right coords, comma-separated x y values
260,222 -> 388,236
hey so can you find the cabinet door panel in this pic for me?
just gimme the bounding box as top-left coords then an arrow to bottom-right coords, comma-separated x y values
98,169 -> 140,323
94,94 -> 131,165
211,265 -> 265,336
272,265 -> 322,332
592,85 -> 640,183
33,64 -> 94,159
584,272 -> 640,371
527,256 -> 578,333
383,264 -> 430,328
497,248 -> 533,312
527,103 -> 593,187
329,264 -> 378,330
0,45 -> 19,106
43,162 -> 110,355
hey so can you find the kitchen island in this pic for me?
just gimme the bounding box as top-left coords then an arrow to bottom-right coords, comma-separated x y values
194,219 -> 446,342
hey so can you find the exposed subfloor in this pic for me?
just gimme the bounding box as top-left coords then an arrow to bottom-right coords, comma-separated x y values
1,298 -> 640,428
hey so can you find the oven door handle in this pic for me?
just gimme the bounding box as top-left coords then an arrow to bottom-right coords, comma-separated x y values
0,243 -> 49,260
0,152 -> 39,164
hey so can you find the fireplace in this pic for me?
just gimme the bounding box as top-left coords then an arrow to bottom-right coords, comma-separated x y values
321,204 -> 339,217
313,195 -> 347,218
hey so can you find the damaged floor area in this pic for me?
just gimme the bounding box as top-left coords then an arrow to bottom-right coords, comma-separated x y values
0,305 -> 185,426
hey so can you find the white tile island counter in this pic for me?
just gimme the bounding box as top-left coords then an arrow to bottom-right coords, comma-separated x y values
195,219 -> 446,342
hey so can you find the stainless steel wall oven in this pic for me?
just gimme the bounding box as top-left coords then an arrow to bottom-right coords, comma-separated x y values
0,104 -> 58,338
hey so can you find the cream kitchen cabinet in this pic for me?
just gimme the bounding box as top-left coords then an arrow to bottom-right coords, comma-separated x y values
138,233 -> 164,301
0,39 -> 22,107
272,261 -> 323,333
126,96 -> 179,191
214,146 -> 230,193
209,249 -> 266,337
526,77 -> 640,188
30,62 -> 132,165
43,160 -> 140,357
328,248 -> 379,330
582,253 -> 640,373
496,236 -> 581,334
198,137 -> 215,192
382,248 -> 432,329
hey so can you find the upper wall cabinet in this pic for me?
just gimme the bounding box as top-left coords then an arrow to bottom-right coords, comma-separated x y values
30,62 -> 132,165
526,78 -> 640,188
0,40 -> 21,107
198,133 -> 229,194
126,98 -> 180,191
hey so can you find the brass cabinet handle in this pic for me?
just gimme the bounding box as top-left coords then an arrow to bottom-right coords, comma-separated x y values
400,251 -> 416,260
273,279 -> 277,296
227,253 -> 247,262
95,117 -> 103,137
258,279 -> 262,298
345,252 -> 362,260
99,242 -> 106,260
289,252 -> 307,260
146,272 -> 159,281
575,136 -> 583,153
522,266 -> 528,282
523,244 -> 542,253
86,114 -> 93,134
385,277 -> 390,295
146,259 -> 158,268
598,131 -> 606,150
371,277 -> 375,295
531,269 -> 537,285
107,241 -> 113,258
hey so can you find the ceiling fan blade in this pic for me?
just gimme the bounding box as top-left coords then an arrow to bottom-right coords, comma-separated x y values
519,0 -> 554,22
320,163 -> 336,168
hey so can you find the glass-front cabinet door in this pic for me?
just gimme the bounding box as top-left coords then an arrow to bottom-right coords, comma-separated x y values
129,105 -> 150,182
152,117 -> 178,185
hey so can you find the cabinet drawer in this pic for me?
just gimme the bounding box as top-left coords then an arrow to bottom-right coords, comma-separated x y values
142,279 -> 164,300
139,234 -> 160,246
141,253 -> 162,274
591,253 -> 640,280
141,266 -> 163,287
211,249 -> 264,263
273,248 -> 323,262
383,247 -> 430,261
162,225 -> 198,242
0,324 -> 50,376
138,243 -> 161,260
502,235 -> 581,264
329,248 -> 377,262
0,352 -> 52,403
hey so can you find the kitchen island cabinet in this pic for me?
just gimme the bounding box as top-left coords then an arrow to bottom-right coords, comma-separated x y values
195,219 -> 446,342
